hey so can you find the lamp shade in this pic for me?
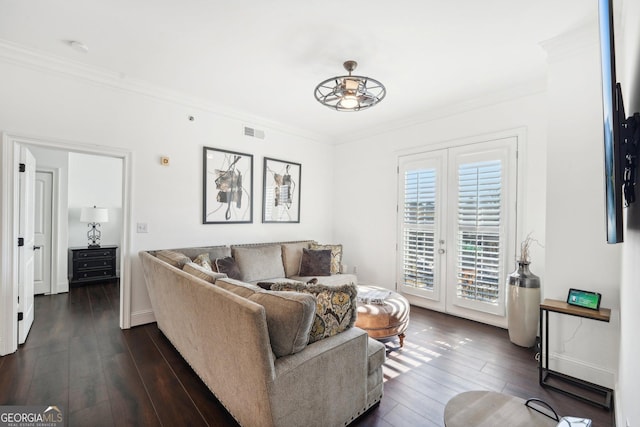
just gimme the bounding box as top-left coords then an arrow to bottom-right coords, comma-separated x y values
80,206 -> 109,223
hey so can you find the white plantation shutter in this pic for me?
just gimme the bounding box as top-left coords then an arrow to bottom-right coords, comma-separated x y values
456,160 -> 502,304
402,169 -> 437,291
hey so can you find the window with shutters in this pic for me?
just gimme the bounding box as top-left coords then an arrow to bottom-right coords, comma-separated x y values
456,160 -> 502,304
397,137 -> 517,319
402,169 -> 437,291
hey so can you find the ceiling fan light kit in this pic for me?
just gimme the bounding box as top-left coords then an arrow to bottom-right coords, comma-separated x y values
314,60 -> 386,112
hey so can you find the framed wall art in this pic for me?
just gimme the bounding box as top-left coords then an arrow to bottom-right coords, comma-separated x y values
203,146 -> 253,224
262,157 -> 301,223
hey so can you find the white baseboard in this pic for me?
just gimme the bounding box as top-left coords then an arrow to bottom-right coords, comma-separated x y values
548,352 -> 615,389
130,309 -> 155,327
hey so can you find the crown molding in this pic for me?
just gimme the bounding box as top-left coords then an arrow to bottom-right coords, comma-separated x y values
0,39 -> 331,145
539,19 -> 599,63
333,77 -> 548,145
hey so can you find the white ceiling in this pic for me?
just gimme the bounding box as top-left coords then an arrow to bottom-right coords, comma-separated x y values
0,0 -> 596,142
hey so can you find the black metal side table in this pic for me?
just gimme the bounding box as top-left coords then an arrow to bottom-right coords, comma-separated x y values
539,299 -> 612,409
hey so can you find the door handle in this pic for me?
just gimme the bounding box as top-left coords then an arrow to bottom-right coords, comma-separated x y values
438,249 -> 445,254
33,246 -> 42,250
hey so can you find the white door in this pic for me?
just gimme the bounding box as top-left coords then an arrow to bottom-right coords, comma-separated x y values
18,146 -> 36,344
397,138 -> 518,322
444,141 -> 518,318
34,171 -> 53,295
397,149 -> 448,312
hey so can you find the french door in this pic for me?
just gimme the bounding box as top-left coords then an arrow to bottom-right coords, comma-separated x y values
397,137 -> 518,320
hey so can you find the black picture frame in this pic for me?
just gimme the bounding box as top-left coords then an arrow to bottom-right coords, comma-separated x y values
262,157 -> 301,223
203,146 -> 253,224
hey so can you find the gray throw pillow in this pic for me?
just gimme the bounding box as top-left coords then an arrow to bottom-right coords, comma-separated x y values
298,248 -> 331,276
248,290 -> 316,357
215,256 -> 242,280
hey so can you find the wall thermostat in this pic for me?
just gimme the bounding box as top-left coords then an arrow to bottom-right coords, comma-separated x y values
567,288 -> 601,310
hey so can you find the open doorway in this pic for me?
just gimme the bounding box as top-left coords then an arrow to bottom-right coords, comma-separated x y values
0,133 -> 132,356
28,148 -> 124,294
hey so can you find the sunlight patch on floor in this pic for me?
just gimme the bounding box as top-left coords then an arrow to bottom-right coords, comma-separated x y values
380,332 -> 475,384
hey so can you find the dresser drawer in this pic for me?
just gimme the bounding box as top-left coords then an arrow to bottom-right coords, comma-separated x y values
74,258 -> 114,270
69,246 -> 118,286
72,248 -> 116,260
74,268 -> 116,281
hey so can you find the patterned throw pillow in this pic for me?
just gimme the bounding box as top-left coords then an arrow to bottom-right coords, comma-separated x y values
193,253 -> 214,271
215,256 -> 242,280
310,243 -> 343,274
298,248 -> 331,276
182,262 -> 227,284
271,282 -> 357,343
155,250 -> 191,269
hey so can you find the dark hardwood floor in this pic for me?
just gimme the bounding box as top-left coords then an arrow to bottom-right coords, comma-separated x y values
0,281 -> 614,426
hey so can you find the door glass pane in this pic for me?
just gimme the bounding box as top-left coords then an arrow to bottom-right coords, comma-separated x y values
403,229 -> 435,290
456,160 -> 502,304
402,169 -> 436,290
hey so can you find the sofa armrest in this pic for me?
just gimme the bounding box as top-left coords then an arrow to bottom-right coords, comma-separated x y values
269,327 -> 368,426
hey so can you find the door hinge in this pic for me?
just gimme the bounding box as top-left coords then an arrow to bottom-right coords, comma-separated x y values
18,312 -> 23,321
18,237 -> 24,247
19,163 -> 26,172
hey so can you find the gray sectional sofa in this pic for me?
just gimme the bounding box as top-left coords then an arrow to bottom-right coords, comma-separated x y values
139,240 -> 385,427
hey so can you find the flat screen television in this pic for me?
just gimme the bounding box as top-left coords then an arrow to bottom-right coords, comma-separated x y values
598,0 -> 625,243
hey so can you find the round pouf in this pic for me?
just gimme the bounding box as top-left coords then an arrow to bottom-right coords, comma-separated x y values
355,285 -> 410,347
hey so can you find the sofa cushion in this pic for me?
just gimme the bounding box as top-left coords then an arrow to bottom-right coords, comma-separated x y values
233,245 -> 286,282
155,250 -> 191,269
310,243 -> 343,274
271,282 -> 358,343
193,253 -> 214,271
281,241 -> 311,277
183,262 -> 227,284
298,248 -> 331,276
216,277 -> 262,298
215,256 -> 242,280
248,291 -> 316,357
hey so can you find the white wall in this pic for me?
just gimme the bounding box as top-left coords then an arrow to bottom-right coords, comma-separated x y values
617,0 -> 640,424
543,23 -> 620,388
0,57 -> 336,326
67,153 -> 123,249
333,91 -> 548,329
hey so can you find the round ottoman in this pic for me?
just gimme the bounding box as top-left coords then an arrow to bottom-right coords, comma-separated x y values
355,285 -> 410,347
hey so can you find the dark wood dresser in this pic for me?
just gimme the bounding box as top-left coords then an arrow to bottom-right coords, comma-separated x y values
68,245 -> 118,286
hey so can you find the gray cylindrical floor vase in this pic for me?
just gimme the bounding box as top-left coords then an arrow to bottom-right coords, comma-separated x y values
507,261 -> 540,347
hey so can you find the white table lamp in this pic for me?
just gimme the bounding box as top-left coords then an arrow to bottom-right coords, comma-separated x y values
80,206 -> 109,247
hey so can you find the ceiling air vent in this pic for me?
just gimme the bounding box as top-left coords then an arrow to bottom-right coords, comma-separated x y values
243,126 -> 265,139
